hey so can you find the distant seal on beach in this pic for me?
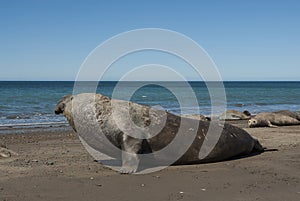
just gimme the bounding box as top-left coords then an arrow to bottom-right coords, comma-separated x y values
248,112 -> 300,128
55,93 -> 264,174
181,114 -> 211,121
219,110 -> 251,120
274,110 -> 300,121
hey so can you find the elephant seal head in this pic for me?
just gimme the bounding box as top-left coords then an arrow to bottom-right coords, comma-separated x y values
55,94 -> 73,115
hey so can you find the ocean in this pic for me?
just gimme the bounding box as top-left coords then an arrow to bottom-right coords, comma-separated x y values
0,81 -> 300,132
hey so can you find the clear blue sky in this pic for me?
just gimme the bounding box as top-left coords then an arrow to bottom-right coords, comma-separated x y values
0,0 -> 299,81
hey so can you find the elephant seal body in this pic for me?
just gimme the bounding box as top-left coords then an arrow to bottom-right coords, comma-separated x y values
181,114 -> 211,121
274,110 -> 300,121
248,112 -> 300,128
55,93 -> 263,173
219,110 -> 251,120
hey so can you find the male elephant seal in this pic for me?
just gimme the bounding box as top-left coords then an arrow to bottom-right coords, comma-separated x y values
219,110 -> 251,120
55,93 -> 264,174
248,112 -> 300,128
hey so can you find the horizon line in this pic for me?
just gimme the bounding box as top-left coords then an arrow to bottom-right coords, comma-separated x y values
0,80 -> 300,82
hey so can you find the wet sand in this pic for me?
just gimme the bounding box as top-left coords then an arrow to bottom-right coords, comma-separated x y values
0,121 -> 299,201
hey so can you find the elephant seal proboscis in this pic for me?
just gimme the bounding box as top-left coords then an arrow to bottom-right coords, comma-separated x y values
55,93 -> 264,174
219,110 -> 251,120
248,112 -> 300,128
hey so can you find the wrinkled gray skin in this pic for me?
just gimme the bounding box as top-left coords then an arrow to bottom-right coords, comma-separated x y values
219,110 -> 251,120
248,112 -> 300,128
274,110 -> 300,121
55,93 -> 264,174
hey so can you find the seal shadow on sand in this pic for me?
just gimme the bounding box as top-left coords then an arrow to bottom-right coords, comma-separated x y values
92,146 -> 278,172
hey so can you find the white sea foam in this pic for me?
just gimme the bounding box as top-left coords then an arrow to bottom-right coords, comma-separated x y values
0,121 -> 68,128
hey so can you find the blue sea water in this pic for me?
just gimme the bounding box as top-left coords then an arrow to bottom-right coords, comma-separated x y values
0,81 -> 299,131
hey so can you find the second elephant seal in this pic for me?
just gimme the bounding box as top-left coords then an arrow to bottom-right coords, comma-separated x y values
248,112 -> 300,128
219,110 -> 251,120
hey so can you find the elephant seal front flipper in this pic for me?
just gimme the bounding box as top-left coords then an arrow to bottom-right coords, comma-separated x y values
120,152 -> 139,174
267,121 -> 278,128
120,135 -> 142,174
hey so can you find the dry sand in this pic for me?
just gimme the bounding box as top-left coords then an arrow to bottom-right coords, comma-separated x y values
0,121 -> 299,201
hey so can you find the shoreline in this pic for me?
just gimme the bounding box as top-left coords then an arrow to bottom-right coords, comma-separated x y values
0,121 -> 300,201
1,108 -> 299,133
0,124 -> 71,135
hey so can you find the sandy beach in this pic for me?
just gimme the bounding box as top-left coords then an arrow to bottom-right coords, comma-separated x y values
0,121 -> 299,201
1,0 -> 300,200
